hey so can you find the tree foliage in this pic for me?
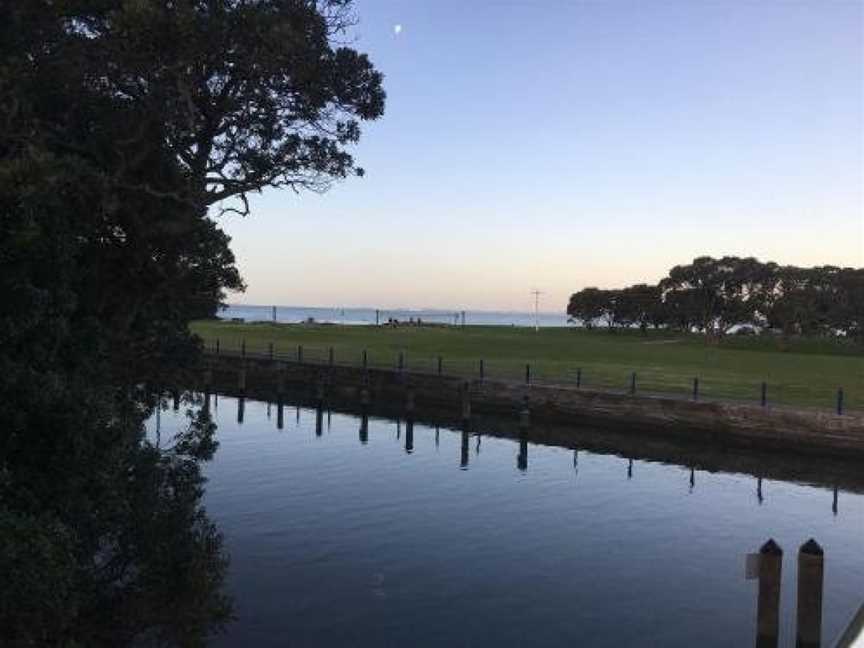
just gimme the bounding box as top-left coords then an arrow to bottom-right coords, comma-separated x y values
0,0 -> 384,643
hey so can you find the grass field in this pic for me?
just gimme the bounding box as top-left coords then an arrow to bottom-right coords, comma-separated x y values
190,321 -> 863,412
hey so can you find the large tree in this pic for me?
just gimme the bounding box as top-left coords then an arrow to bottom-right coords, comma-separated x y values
0,1 -> 385,643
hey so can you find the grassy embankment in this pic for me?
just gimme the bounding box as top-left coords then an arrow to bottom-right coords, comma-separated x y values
190,321 -> 863,411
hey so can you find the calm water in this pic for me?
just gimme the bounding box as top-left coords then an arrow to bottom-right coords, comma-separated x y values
149,397 -> 864,647
219,304 -> 570,328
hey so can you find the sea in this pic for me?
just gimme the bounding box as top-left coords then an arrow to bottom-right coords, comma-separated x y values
219,304 -> 571,328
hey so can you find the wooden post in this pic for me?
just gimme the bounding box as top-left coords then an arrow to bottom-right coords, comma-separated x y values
525,363 -> 531,385
761,382 -> 767,407
693,377 -> 699,401
359,413 -> 369,444
837,388 -> 844,415
315,407 -> 323,437
576,367 -> 581,388
297,345 -> 303,364
276,398 -> 284,430
237,396 -> 245,424
268,342 -> 274,360
630,372 -> 636,395
315,380 -> 325,405
405,388 -> 415,415
405,419 -> 414,453
437,356 -> 443,375
832,486 -> 838,515
172,389 -> 180,411
460,428 -> 469,467
796,539 -> 824,648
362,349 -> 368,369
360,387 -> 370,407
479,359 -> 484,381
329,346 -> 334,367
215,338 -> 220,355
241,339 -> 246,357
398,351 -> 404,372
237,366 -> 247,393
756,539 -> 783,648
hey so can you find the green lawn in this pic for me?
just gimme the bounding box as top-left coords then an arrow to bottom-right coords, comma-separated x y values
190,321 -> 863,412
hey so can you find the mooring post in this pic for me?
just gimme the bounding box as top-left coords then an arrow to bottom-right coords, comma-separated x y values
460,382 -> 471,422
405,418 -> 414,453
796,539 -> 824,648
630,372 -> 637,395
837,388 -> 844,415
525,363 -> 531,385
693,377 -> 699,401
237,396 -> 245,424
519,398 -> 531,431
405,388 -> 415,415
437,356 -> 443,375
276,397 -> 284,430
756,539 -> 783,648
359,413 -> 369,444
576,367 -> 581,388
479,359 -> 484,381
761,382 -> 767,407
315,380 -> 325,406
832,486 -> 838,515
297,345 -> 303,364
315,406 -> 323,437
360,387 -> 370,408
461,428 -> 470,467
328,346 -> 334,367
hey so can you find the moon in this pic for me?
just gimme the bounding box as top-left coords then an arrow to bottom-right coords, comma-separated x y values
393,24 -> 402,36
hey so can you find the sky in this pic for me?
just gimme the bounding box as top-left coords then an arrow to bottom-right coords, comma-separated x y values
218,0 -> 863,313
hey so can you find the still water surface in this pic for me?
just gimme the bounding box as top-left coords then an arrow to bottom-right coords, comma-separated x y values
150,397 -> 863,647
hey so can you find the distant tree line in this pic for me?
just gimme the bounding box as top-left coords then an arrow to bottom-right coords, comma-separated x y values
567,256 -> 864,341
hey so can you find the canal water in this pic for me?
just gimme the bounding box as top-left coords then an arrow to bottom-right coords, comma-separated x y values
148,397 -> 864,647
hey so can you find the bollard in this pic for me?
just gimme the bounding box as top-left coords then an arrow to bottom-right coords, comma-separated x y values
268,342 -> 274,360
576,367 -> 581,388
756,539 -> 783,648
328,347 -> 334,367
837,388 -> 844,415
630,372 -> 637,395
525,363 -> 531,385
241,339 -> 246,357
479,359 -> 484,381
297,345 -> 303,364
796,539 -> 824,648
437,356 -> 443,375
761,382 -> 767,407
693,377 -> 699,401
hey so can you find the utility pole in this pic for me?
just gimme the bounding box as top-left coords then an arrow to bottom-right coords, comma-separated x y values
530,288 -> 543,332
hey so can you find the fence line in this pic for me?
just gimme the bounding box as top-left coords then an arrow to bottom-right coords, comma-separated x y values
204,338 -> 854,415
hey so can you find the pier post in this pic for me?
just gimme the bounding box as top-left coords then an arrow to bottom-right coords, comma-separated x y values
796,539 -> 824,648
405,388 -> 415,415
359,412 -> 369,444
237,396 -> 245,424
479,359 -> 484,381
237,365 -> 247,393
297,345 -> 303,364
405,418 -> 414,453
315,380 -> 325,406
761,382 -> 767,407
525,363 -> 531,385
756,539 -> 783,648
461,428 -> 470,467
832,487 -> 838,515
360,387 -> 371,408
215,338 -> 220,355
277,398 -> 284,430
576,367 -> 581,388
627,459 -> 633,479
518,397 -> 529,472
362,349 -> 368,370
437,356 -> 443,375
398,351 -> 404,372
630,372 -> 637,395
315,407 -> 323,437
693,377 -> 699,401
837,388 -> 844,415
241,339 -> 246,357
268,342 -> 274,360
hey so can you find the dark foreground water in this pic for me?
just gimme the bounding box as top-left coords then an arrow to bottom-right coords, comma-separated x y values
148,397 -> 863,647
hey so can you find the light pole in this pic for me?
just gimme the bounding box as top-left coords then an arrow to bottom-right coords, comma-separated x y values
530,288 -> 543,332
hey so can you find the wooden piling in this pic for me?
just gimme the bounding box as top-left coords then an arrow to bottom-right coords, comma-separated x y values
756,539 -> 783,648
796,539 -> 824,648
237,396 -> 245,424
237,365 -> 247,393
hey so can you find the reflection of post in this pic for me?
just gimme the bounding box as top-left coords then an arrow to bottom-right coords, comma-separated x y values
832,487 -> 838,515
405,419 -> 414,453
756,539 -> 783,648
796,539 -> 824,648
277,398 -> 284,430
689,467 -> 695,491
461,428 -> 470,468
517,438 -> 528,472
359,412 -> 369,444
757,478 -> 764,504
237,396 -> 245,424
315,407 -> 323,437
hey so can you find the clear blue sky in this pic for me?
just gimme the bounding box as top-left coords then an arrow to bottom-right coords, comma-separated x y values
221,0 -> 863,312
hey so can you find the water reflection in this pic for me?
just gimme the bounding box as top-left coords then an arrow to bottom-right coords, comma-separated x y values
161,391 -> 864,647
